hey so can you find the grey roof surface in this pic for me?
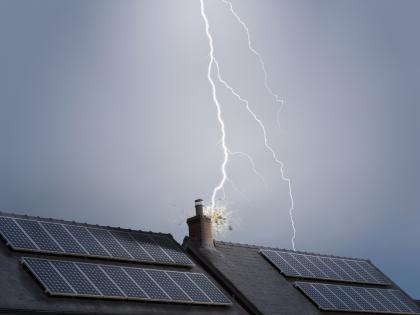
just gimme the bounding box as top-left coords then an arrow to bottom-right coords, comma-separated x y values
184,239 -> 418,315
0,211 -> 248,315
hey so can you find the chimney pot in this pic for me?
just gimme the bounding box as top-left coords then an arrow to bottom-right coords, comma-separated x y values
195,198 -> 204,216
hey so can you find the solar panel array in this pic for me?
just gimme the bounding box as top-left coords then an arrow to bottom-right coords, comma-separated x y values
260,249 -> 389,285
22,257 -> 231,306
0,216 -> 193,266
295,282 -> 420,314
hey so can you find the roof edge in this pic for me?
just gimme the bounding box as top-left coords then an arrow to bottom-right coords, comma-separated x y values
0,210 -> 171,237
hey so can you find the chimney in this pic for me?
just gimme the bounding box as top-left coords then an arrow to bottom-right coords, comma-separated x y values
186,199 -> 214,248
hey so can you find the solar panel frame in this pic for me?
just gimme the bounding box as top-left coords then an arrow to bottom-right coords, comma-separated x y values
22,257 -> 232,306
0,215 -> 193,267
295,282 -> 420,314
260,249 -> 390,285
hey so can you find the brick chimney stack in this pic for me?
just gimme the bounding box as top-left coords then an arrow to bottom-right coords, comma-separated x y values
187,199 -> 214,248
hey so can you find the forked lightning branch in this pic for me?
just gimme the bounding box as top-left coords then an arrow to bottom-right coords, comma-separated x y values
199,0 -> 297,250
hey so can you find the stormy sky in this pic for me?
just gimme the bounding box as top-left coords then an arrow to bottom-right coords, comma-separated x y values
0,0 -> 419,298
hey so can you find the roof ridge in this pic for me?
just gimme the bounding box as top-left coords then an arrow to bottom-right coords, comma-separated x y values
0,210 -> 171,237
214,240 -> 369,261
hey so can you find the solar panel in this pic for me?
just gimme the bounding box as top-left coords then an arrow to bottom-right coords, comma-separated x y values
23,257 -> 74,295
76,263 -> 124,297
152,235 -> 194,266
187,273 -> 232,305
51,260 -> 100,296
167,271 -> 211,303
15,219 -> 62,252
88,228 -> 131,259
101,265 -> 148,298
0,215 -> 193,267
260,249 -> 390,285
124,267 -> 169,300
295,282 -> 420,314
110,230 -> 154,262
0,217 -> 37,250
64,225 -> 110,257
146,269 -> 191,302
41,222 -> 86,255
130,233 -> 174,264
22,257 -> 231,306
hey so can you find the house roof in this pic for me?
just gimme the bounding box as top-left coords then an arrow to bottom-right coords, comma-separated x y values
1,209 -> 418,315
184,239 -> 419,315
0,211 -> 248,315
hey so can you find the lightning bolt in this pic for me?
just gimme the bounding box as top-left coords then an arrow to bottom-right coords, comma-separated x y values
200,0 -> 229,211
220,0 -> 285,127
200,0 -> 296,250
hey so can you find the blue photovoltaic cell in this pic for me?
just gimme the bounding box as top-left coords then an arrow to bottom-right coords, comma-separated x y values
51,260 -> 99,295
261,249 -> 390,285
16,219 -> 62,252
392,291 -> 420,313
76,263 -> 124,297
279,252 -> 314,278
366,288 -> 401,313
131,233 -> 173,263
124,267 -> 169,300
22,257 -> 231,306
294,255 -> 326,278
332,258 -> 364,282
88,228 -> 131,259
333,286 -> 363,311
382,290 -> 412,313
65,225 -> 110,257
168,271 -> 210,303
358,260 -> 389,284
317,284 -> 350,311
146,269 -> 190,301
341,286 -> 376,312
0,216 -> 193,267
41,222 -> 86,255
0,217 -> 37,249
101,265 -> 147,298
187,273 -> 231,305
296,282 -> 419,314
151,235 -> 193,266
322,257 -> 352,281
110,231 -> 154,262
261,250 -> 299,276
309,256 -> 339,279
295,282 -> 334,309
346,259 -> 377,283
358,287 -> 388,312
22,258 -> 74,294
